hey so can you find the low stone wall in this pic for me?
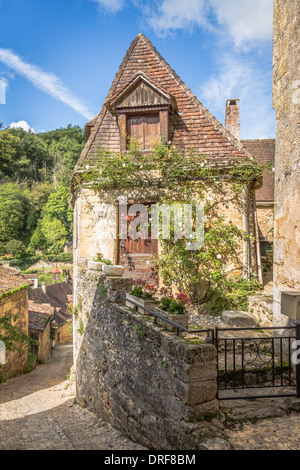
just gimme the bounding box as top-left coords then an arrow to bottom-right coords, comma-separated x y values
248,294 -> 273,327
74,268 -> 221,450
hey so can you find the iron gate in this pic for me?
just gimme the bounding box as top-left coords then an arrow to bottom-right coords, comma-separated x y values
215,325 -> 300,400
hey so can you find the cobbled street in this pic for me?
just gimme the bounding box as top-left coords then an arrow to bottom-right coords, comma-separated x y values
1,344 -> 300,450
0,345 -> 144,450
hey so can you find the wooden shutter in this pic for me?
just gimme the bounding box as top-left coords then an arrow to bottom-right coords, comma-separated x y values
127,115 -> 160,149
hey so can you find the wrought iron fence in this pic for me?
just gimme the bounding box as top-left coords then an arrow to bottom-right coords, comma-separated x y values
215,325 -> 300,400
122,294 -> 300,400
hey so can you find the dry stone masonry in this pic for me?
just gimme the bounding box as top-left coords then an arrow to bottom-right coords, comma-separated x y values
273,0 -> 300,325
74,266 -> 223,450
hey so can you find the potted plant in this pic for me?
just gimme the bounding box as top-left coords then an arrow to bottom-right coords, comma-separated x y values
154,293 -> 190,332
88,253 -> 111,271
126,280 -> 160,314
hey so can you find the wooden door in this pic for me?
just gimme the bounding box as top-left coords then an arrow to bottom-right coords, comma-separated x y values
119,204 -> 158,284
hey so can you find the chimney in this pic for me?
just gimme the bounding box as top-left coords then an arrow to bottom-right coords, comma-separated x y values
225,99 -> 240,141
41,282 -> 47,295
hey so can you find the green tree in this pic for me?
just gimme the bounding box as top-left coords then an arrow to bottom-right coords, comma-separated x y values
0,131 -> 20,181
7,128 -> 52,183
5,239 -> 27,258
0,183 -> 25,243
29,220 -> 47,251
42,185 -> 73,238
40,217 -> 68,253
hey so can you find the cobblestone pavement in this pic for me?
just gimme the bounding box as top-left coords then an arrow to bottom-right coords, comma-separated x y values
2,344 -> 300,450
0,345 -> 145,450
227,413 -> 300,450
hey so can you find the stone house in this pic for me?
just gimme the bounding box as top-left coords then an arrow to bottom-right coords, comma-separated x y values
28,301 -> 53,363
28,280 -> 73,344
0,267 -> 29,380
72,34 -> 273,286
241,139 -> 275,285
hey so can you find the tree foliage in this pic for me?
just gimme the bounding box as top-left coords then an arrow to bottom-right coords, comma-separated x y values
0,124 -> 85,254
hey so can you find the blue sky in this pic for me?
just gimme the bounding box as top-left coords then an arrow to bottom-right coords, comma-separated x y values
0,0 -> 275,139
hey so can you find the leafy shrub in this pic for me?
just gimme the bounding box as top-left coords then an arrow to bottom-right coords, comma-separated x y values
130,284 -> 157,300
206,276 -> 262,315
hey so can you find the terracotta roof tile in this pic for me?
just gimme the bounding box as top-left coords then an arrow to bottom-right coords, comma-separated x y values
0,267 -> 29,295
28,301 -> 54,331
28,281 -> 73,326
241,139 -> 275,202
75,34 -> 253,169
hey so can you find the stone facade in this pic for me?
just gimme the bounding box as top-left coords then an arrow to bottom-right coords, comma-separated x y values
273,0 -> 300,325
37,322 -> 52,363
74,268 -> 222,450
55,321 -> 72,345
0,289 -> 28,380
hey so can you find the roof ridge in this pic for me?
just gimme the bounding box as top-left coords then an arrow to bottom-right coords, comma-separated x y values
75,33 -> 253,168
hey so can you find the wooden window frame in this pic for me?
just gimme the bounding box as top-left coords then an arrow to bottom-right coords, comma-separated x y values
117,106 -> 169,152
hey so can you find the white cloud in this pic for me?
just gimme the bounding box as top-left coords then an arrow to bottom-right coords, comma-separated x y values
0,48 -> 94,120
210,0 -> 273,48
9,120 -> 35,132
90,0 -> 125,13
200,54 -> 275,139
146,0 -> 208,35
136,0 -> 273,47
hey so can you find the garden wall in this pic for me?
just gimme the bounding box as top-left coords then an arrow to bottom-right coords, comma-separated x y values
74,267 -> 221,450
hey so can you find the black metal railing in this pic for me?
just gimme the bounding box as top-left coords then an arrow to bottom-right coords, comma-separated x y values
122,295 -> 300,400
215,325 -> 300,400
121,295 -> 214,342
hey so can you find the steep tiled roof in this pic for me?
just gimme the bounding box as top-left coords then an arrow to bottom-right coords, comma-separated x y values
28,281 -> 73,326
241,139 -> 275,202
76,33 -> 253,169
28,301 -> 54,331
0,267 -> 29,295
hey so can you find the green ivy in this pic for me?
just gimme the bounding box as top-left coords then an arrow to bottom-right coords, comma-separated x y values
74,141 -> 268,313
0,312 -> 37,352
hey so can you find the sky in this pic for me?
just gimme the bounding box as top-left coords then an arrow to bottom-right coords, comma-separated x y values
0,0 -> 275,139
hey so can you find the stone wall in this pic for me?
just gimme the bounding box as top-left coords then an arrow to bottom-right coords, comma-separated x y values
273,0 -> 300,325
38,322 -> 52,363
74,268 -> 221,450
0,289 -> 28,380
257,205 -> 274,242
73,181 -> 258,282
55,321 -> 72,345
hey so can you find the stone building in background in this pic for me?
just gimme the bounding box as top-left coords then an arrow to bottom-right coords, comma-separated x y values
0,267 -> 29,380
224,100 -> 275,287
28,301 -> 53,363
28,281 -> 73,344
273,0 -> 300,325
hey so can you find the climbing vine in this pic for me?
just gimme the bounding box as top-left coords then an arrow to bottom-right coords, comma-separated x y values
0,313 -> 37,352
73,140 -> 271,313
73,139 -> 271,200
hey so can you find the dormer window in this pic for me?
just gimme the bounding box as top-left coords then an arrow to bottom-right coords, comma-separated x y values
127,114 -> 160,150
104,73 -> 176,152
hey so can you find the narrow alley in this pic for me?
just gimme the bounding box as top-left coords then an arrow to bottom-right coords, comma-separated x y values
0,345 -> 144,450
